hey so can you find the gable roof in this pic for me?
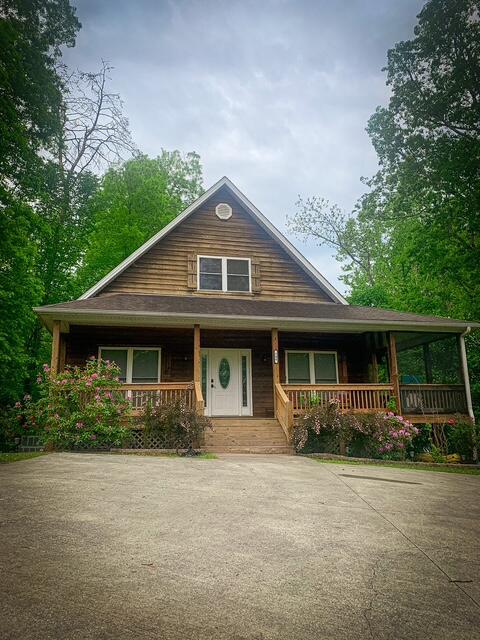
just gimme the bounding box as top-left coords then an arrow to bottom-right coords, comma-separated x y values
79,176 -> 348,304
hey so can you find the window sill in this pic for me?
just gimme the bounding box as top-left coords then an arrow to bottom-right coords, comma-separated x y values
194,290 -> 256,297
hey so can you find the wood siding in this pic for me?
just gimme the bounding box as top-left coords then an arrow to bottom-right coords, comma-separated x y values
64,326 -> 275,418
278,332 -> 370,385
64,326 -> 375,418
98,187 -> 333,303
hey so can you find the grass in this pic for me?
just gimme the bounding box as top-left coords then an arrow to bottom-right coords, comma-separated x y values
0,452 -> 47,464
311,457 -> 480,475
197,452 -> 218,459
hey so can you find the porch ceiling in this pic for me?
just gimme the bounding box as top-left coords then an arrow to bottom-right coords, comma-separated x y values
34,294 -> 478,334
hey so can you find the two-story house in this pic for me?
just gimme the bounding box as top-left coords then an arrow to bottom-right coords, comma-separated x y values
35,177 -> 477,452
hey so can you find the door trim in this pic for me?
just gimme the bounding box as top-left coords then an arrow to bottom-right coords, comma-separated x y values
202,348 -> 252,417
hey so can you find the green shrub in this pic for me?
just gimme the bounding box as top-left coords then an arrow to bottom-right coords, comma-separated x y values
445,417 -> 478,460
141,398 -> 213,450
293,399 -> 419,460
13,359 -> 131,449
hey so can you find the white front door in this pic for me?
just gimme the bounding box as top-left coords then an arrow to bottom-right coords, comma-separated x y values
204,349 -> 252,417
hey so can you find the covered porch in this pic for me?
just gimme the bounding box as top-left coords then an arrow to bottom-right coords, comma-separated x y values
49,321 -> 474,444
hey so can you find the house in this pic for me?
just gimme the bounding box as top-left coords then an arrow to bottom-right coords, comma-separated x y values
34,177 -> 477,452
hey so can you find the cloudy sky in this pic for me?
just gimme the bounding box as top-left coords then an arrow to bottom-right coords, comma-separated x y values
63,0 -> 424,293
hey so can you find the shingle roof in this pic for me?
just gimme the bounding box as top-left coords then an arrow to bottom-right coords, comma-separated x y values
34,294 -> 478,329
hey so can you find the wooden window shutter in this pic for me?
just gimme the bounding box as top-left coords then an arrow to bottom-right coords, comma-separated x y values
187,252 -> 197,290
251,258 -> 261,293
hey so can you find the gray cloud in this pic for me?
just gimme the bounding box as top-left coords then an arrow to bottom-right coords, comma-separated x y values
64,0 -> 424,292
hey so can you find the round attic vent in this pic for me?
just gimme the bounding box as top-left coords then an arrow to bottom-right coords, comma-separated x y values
215,202 -> 232,220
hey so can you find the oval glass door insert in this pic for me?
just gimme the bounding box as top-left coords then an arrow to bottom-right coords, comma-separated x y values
218,358 -> 231,389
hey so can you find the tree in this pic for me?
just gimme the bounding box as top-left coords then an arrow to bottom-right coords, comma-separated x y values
26,62 -> 135,391
0,0 -> 80,406
36,62 -> 136,305
75,152 -> 203,295
288,0 -> 480,411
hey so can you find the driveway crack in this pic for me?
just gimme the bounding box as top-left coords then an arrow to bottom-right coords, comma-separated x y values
323,466 -> 480,612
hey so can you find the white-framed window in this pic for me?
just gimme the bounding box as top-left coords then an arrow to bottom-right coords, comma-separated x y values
98,347 -> 161,384
285,351 -> 339,384
197,255 -> 251,292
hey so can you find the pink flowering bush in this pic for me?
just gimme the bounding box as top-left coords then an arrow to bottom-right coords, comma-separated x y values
13,359 -> 131,449
293,399 -> 419,460
371,412 -> 419,460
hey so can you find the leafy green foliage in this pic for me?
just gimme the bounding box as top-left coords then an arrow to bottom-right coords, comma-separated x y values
75,152 -> 203,295
289,0 -> 480,412
142,398 -> 212,450
12,359 -> 132,449
0,0 -> 80,406
294,400 -> 419,460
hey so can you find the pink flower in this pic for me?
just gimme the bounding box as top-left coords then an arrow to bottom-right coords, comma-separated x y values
86,381 -> 92,387
90,434 -> 97,440
61,379 -> 67,385
447,418 -> 455,425
42,364 -> 50,372
23,394 -> 31,401
36,375 -> 42,383
15,401 -> 21,408
76,421 -> 84,429
91,373 -> 98,380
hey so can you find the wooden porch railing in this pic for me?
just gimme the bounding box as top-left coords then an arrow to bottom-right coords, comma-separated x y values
283,384 -> 395,416
120,382 -> 195,412
400,384 -> 467,416
275,383 -> 293,442
194,381 -> 205,415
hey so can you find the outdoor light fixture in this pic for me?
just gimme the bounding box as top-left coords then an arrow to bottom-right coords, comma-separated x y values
274,350 -> 279,364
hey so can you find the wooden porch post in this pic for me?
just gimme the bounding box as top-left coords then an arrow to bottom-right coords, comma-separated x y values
51,320 -> 61,374
193,324 -> 204,414
423,343 -> 433,383
271,328 -> 280,413
388,332 -> 401,413
371,352 -> 379,383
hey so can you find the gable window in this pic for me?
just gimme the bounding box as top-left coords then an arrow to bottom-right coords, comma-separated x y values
99,347 -> 161,383
286,351 -> 338,384
198,256 -> 250,292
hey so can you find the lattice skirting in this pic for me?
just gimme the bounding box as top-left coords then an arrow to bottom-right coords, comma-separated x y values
123,429 -> 190,450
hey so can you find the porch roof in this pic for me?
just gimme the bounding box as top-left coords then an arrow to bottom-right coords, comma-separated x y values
34,294 -> 479,333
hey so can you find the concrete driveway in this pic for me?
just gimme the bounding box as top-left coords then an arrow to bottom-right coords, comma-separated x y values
1,453 -> 479,640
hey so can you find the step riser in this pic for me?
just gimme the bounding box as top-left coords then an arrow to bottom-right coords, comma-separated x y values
204,418 -> 292,453
205,447 -> 293,454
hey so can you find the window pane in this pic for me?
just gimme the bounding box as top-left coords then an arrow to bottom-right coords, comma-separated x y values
201,354 -> 208,407
132,350 -> 159,383
199,257 -> 222,273
287,353 -> 311,384
199,273 -> 222,290
241,355 -> 248,407
227,259 -> 249,275
100,349 -> 127,382
314,353 -> 337,383
227,274 -> 249,291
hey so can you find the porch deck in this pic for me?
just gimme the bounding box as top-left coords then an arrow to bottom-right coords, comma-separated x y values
119,380 -> 469,446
